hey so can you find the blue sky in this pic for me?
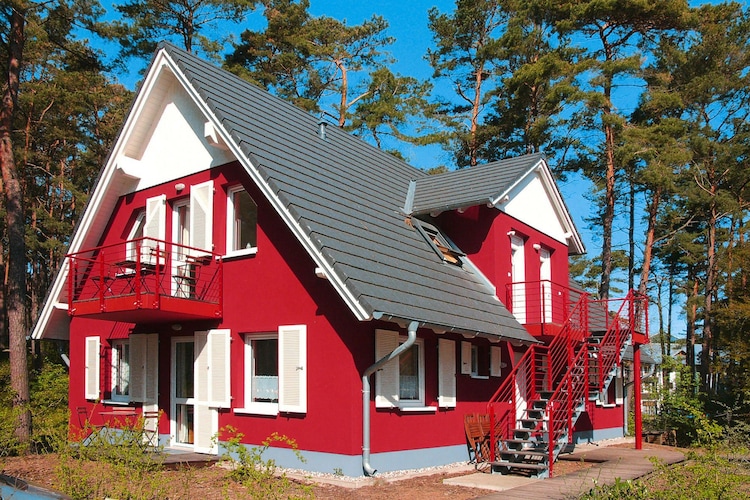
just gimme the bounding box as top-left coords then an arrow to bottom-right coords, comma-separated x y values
98,0 -> 745,319
96,0 -> 613,273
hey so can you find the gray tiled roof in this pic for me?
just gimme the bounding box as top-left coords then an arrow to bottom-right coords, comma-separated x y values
163,43 -> 535,343
410,154 -> 545,215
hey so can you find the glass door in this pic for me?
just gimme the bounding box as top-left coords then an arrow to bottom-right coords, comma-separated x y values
172,338 -> 194,446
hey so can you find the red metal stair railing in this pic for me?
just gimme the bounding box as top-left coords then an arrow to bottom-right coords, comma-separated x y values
588,291 -> 649,393
486,290 -> 589,464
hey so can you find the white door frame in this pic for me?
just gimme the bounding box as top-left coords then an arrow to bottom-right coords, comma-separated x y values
510,235 -> 526,323
539,248 -> 552,323
170,336 -> 195,448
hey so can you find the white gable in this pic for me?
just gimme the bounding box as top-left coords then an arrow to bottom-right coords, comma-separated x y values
117,74 -> 234,191
495,164 -> 582,252
503,172 -> 567,243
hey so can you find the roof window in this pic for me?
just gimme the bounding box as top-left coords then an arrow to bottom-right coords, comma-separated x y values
414,219 -> 464,266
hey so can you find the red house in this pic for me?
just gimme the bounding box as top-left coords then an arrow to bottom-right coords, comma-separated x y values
32,43 -> 648,478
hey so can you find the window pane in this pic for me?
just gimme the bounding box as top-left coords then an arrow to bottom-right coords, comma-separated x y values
114,342 -> 130,396
175,342 -> 194,399
252,338 -> 278,402
399,344 -> 419,400
176,203 -> 190,259
233,189 -> 257,250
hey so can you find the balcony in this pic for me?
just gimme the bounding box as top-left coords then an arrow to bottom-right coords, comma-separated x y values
67,238 -> 222,323
506,280 -> 649,342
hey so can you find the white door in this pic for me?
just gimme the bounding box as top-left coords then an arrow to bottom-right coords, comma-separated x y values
510,235 -> 526,323
539,248 -> 552,323
171,337 -> 195,447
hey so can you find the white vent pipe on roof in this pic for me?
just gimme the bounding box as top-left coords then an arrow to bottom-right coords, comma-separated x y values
318,119 -> 327,140
361,320 -> 418,476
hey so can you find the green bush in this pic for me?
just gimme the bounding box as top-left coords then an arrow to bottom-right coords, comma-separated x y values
647,359 -> 723,447
54,414 -> 171,500
220,426 -> 312,499
0,356 -> 70,455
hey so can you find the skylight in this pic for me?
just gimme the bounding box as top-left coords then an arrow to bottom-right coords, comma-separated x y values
414,220 -> 464,266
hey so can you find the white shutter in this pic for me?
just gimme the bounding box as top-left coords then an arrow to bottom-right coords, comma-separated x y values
144,335 -> 158,403
375,329 -> 399,408
208,329 -> 231,408
190,180 -> 213,254
438,339 -> 456,408
461,341 -> 472,375
193,330 -> 216,453
490,345 -> 502,377
143,195 -> 166,263
84,337 -> 100,400
279,325 -> 307,413
130,334 -> 158,403
144,195 -> 166,241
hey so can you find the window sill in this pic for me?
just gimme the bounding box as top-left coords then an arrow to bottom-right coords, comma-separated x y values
234,404 -> 278,416
102,400 -> 132,406
398,406 -> 438,413
470,375 -> 489,380
221,248 -> 257,261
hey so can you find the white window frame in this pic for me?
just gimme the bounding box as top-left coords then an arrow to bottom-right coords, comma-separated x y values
225,185 -> 258,258
125,211 -> 146,262
110,339 -> 130,403
242,333 -> 279,416
374,330 -> 429,410
397,337 -> 425,408
236,325 -> 307,416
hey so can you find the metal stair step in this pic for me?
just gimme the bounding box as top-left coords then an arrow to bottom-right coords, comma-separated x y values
492,460 -> 548,471
500,449 -> 549,459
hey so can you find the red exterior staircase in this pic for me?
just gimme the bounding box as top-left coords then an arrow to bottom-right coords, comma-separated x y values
482,286 -> 648,478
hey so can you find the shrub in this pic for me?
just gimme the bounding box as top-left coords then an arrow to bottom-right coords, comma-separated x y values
220,426 -> 312,499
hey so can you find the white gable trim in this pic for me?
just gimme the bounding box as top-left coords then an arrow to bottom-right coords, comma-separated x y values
490,158 -> 585,255
32,47 -> 369,341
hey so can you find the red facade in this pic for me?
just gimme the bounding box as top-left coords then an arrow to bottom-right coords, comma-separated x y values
66,160 -> 633,476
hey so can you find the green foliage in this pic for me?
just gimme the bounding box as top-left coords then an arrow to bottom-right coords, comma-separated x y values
54,414 -> 171,500
647,358 -> 723,447
581,477 -> 650,499
584,451 -> 750,499
0,358 -> 70,456
220,426 -> 312,499
107,0 -> 257,63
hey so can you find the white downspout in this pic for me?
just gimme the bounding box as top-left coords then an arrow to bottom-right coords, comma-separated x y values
362,320 -> 418,476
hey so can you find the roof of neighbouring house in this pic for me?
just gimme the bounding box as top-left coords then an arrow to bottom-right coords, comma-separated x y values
32,43 -> 582,343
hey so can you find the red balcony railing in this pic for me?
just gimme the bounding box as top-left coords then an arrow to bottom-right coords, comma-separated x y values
67,237 -> 222,322
505,280 -> 584,332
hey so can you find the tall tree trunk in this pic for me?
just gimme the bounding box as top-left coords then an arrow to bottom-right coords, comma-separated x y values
638,188 -> 661,297
701,196 -> 718,394
687,275 -> 698,383
1,2 -> 31,447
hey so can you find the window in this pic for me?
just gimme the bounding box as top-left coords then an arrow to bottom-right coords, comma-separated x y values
245,334 -> 279,413
414,219 -> 463,266
399,343 -> 422,402
173,199 -> 190,260
125,211 -> 145,261
462,341 -> 503,378
226,186 -> 258,256
238,325 -> 307,415
375,330 -> 427,409
111,340 -> 130,402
